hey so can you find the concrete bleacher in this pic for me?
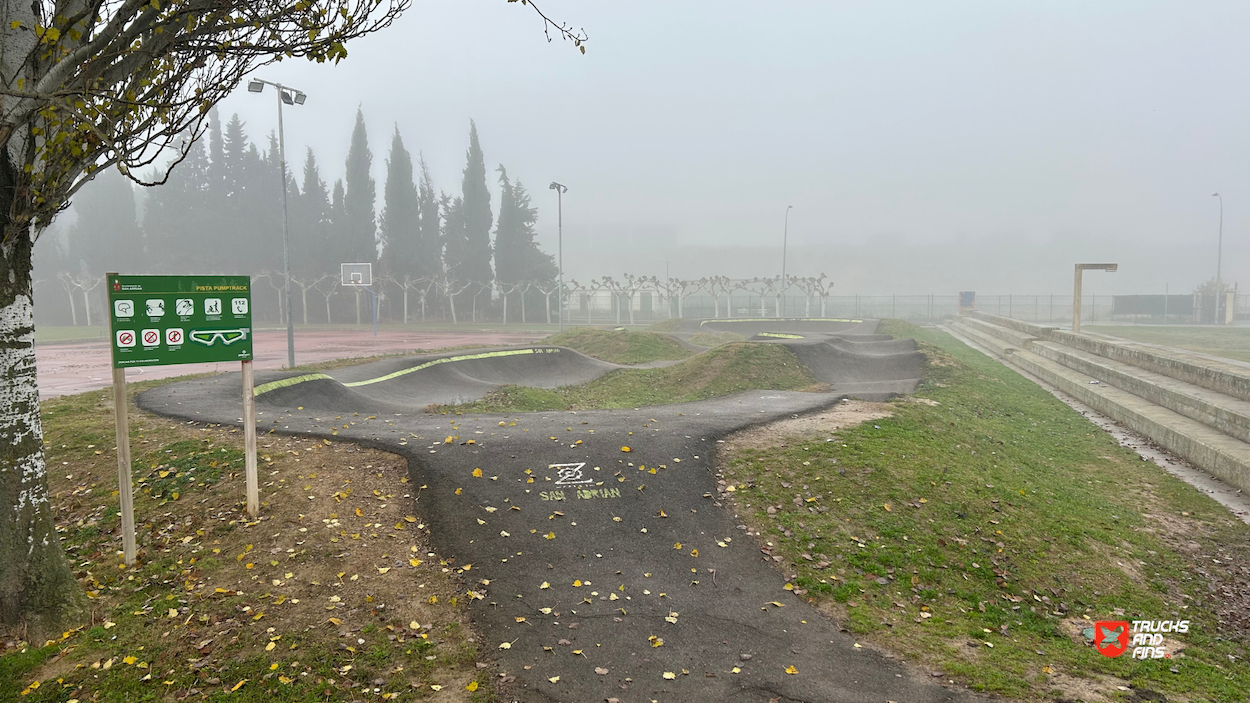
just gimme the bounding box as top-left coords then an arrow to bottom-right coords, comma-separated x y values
948,312 -> 1250,494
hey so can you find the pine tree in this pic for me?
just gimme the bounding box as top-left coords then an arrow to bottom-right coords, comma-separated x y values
379,126 -> 420,278
457,120 -> 493,306
343,107 -> 377,263
493,168 -> 555,321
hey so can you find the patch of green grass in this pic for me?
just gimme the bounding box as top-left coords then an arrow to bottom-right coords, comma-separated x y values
450,342 -> 820,412
32,325 -> 107,343
686,331 -> 745,348
721,320 -> 1250,701
544,327 -> 693,365
1087,325 -> 1250,364
647,319 -> 681,332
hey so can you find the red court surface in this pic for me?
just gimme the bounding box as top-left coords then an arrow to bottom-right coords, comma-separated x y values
34,328 -> 547,398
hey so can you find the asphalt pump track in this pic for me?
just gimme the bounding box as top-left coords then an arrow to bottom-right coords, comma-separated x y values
139,319 -> 982,703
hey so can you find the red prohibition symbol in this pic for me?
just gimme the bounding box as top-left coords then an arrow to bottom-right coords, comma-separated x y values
143,330 -> 159,345
169,330 -> 182,343
119,332 -> 134,345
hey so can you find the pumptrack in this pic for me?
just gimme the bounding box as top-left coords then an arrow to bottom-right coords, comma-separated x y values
139,319 -> 982,703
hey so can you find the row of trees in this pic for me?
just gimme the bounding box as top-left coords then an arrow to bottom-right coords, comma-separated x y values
38,112 -> 558,323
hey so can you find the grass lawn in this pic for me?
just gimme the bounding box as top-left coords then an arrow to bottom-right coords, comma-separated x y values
1,378 -> 492,703
33,325 -> 107,343
1087,325 -> 1250,364
448,342 -> 821,413
542,327 -> 693,365
719,320 -> 1250,701
686,331 -> 745,348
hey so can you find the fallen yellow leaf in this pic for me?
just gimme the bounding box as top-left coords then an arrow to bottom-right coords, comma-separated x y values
123,656 -> 137,665
230,679 -> 247,692
548,676 -> 560,683
620,446 -> 631,452
466,681 -> 479,691
662,671 -> 676,680
785,665 -> 798,675
472,468 -> 483,477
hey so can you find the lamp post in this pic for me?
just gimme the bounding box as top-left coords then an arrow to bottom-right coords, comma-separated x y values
549,181 -> 567,332
248,78 -> 306,369
780,205 -> 792,317
1072,263 -> 1117,333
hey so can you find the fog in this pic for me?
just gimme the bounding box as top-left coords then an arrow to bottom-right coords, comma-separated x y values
75,1 -> 1250,296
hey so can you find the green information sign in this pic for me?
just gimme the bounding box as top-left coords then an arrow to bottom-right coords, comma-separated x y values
106,274 -> 253,368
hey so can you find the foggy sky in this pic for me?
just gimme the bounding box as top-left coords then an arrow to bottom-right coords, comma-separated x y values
202,0 -> 1250,296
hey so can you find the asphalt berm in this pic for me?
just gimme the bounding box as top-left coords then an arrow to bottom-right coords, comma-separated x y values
138,319 -> 983,703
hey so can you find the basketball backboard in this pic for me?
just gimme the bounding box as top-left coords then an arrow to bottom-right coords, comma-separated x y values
341,263 -> 373,287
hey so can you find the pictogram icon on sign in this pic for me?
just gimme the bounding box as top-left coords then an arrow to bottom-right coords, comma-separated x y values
114,300 -> 134,318
146,299 -> 164,316
141,329 -> 160,347
116,330 -> 136,348
204,298 -> 222,315
166,328 -> 183,345
231,298 -> 249,315
175,298 -> 194,316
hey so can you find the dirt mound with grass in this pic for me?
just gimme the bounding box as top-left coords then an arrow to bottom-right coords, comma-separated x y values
453,342 -> 822,412
543,327 -> 693,364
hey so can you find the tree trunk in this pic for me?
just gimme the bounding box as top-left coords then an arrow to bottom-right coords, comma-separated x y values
677,293 -> 683,319
301,287 -> 309,325
544,292 -> 552,324
821,296 -> 827,317
805,295 -> 811,317
521,292 -> 527,324
449,293 -> 458,324
501,291 -> 508,325
81,289 -> 92,327
355,289 -> 361,325
325,295 -> 333,324
420,292 -> 427,322
627,294 -> 635,325
66,288 -> 77,326
1,225 -> 81,638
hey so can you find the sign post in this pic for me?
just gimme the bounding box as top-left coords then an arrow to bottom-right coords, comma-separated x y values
106,274 -> 256,565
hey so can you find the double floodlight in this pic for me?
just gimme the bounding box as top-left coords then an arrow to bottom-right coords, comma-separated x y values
1075,263 -> 1118,272
247,79 -> 306,105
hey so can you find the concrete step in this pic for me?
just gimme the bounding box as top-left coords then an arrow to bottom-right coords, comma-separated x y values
957,316 -> 1040,348
954,332 -> 1250,495
947,319 -> 1019,357
1029,340 -> 1250,445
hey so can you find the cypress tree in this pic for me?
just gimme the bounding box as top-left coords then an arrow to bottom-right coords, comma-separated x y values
65,170 -> 144,274
343,107 -> 377,263
458,121 -> 493,300
294,148 -> 332,279
379,126 -> 420,277
416,155 -> 441,280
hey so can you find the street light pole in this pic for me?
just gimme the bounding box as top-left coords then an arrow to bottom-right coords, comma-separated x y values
248,78 -> 305,369
1213,192 -> 1224,290
549,182 -> 567,332
781,205 -> 792,317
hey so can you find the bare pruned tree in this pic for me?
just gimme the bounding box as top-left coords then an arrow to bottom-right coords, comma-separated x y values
291,275 -> 331,325
56,270 -> 102,326
312,276 -> 341,325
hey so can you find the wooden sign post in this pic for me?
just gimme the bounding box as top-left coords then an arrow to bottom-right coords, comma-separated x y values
106,273 -> 257,565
